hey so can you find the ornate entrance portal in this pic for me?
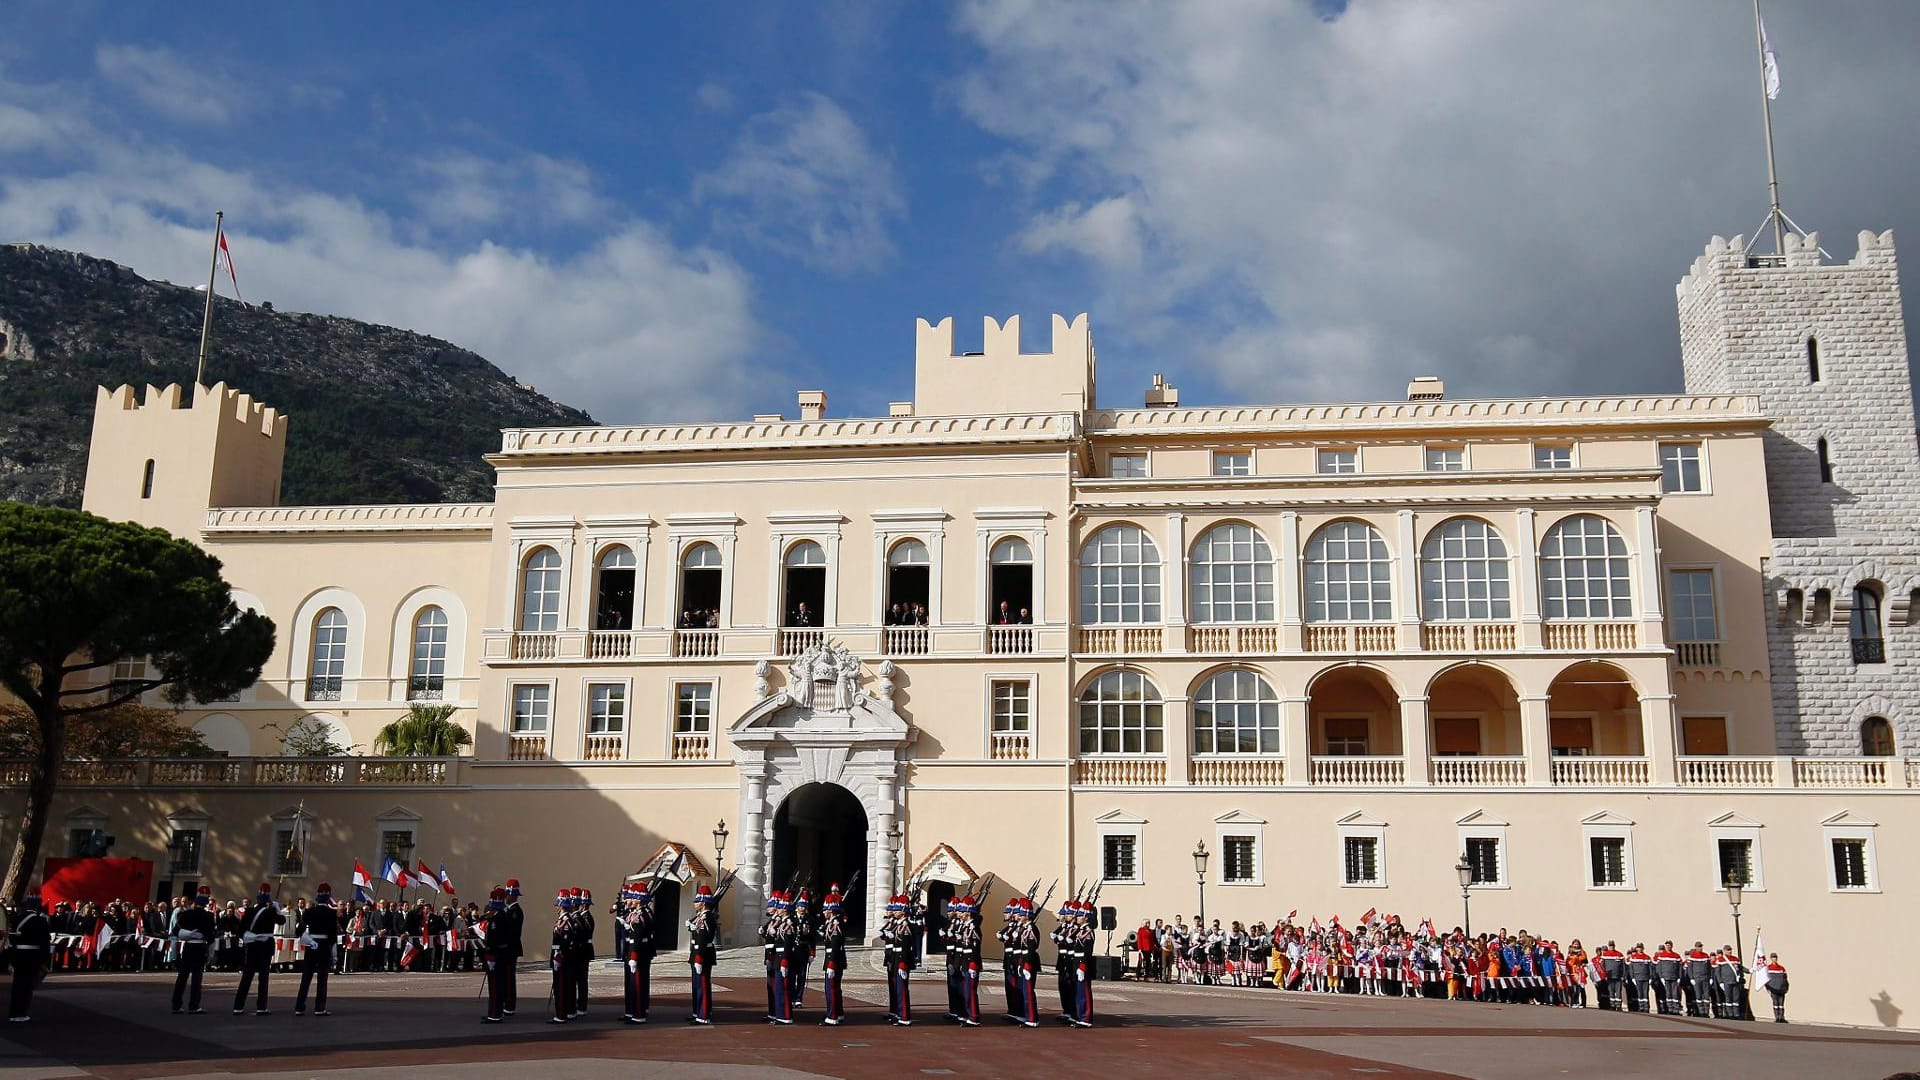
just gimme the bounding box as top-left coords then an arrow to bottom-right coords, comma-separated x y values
729,642 -> 915,943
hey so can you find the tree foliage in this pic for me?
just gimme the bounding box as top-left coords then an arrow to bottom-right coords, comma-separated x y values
372,703 -> 472,757
264,715 -> 355,757
0,702 -> 215,759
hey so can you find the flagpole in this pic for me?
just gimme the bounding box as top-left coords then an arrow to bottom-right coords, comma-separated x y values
196,211 -> 222,387
1753,0 -> 1784,256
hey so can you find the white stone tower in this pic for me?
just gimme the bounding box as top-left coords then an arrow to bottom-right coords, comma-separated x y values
1678,230 -> 1920,754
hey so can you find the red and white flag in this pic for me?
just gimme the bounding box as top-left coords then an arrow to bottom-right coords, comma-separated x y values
94,918 -> 114,958
216,224 -> 244,304
400,937 -> 420,969
353,860 -> 374,900
415,860 -> 442,894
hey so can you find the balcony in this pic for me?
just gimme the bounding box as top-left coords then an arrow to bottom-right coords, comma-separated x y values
582,732 -> 625,761
0,756 -> 460,789
1543,620 -> 1638,651
587,631 -> 638,660
1189,756 -> 1285,786
671,731 -> 714,761
1431,756 -> 1527,786
1304,623 -> 1398,653
1420,622 -> 1517,652
1550,756 -> 1650,786
254,758 -> 348,784
1077,627 -> 1162,655
989,731 -> 1034,761
300,678 -> 343,702
1678,756 -> 1774,787
1309,755 -> 1407,785
507,733 -> 549,760
1188,624 -> 1281,654
510,631 -> 559,660
779,628 -> 826,657
1673,640 -> 1721,667
1793,757 -> 1888,788
987,626 -> 1036,654
1074,756 -> 1167,786
883,626 -> 929,656
673,629 -> 721,658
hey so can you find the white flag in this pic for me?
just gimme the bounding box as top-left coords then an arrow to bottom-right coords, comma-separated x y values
1748,928 -> 1765,989
1760,18 -> 1781,100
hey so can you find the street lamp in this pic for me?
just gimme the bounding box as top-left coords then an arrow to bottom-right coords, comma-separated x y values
1726,873 -> 1744,965
1455,854 -> 1475,939
1192,841 -> 1209,926
713,819 -> 729,873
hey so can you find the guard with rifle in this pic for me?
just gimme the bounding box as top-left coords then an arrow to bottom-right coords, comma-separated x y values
502,878 -> 525,1015
946,892 -> 983,1026
790,887 -> 817,1007
569,888 -> 595,1017
1067,899 -> 1096,1028
548,888 -> 577,1024
619,879 -> 656,1024
686,874 -> 730,1025
1051,892 -> 1079,1024
817,888 -> 850,1026
481,888 -> 513,1023
760,890 -> 796,1024
997,891 -> 1041,1027
881,893 -> 915,1025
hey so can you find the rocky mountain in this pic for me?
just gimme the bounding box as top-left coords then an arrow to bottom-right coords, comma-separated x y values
0,243 -> 594,508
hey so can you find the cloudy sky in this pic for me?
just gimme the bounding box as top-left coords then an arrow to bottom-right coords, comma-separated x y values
2,1 -> 1916,423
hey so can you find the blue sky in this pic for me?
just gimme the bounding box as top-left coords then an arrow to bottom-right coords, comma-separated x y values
2,1 -> 1917,424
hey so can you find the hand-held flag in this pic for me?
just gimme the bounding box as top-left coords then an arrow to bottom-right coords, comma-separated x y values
437,863 -> 457,897
415,859 -> 442,894
381,857 -> 412,890
352,860 -> 374,901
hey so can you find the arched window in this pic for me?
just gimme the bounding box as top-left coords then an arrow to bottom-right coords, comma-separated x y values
679,543 -> 723,627
1077,670 -> 1164,755
1861,716 -> 1896,757
1851,583 -> 1885,664
1078,525 -> 1161,624
783,540 -> 828,626
308,607 -> 348,699
1304,520 -> 1392,622
1817,438 -> 1834,484
990,537 -> 1034,623
594,545 -> 638,631
1189,523 -> 1275,624
409,606 -> 448,699
1807,336 -> 1821,382
1420,518 -> 1512,621
1192,669 -> 1279,754
518,548 -> 562,631
886,539 -> 930,620
1539,515 -> 1632,619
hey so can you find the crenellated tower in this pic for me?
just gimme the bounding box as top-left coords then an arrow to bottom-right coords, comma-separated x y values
81,382 -> 288,541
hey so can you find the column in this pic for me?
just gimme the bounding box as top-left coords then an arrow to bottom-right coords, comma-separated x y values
1396,510 -> 1421,651
825,532 -> 843,627
1164,512 -> 1188,652
1031,528 -> 1048,625
720,533 -> 738,629
874,772 -> 900,940
1519,694 -> 1552,787
766,537 -> 783,627
975,529 -> 991,625
872,530 -> 889,625
739,766 -> 769,930
1164,696 -> 1191,785
1634,505 -> 1666,647
1282,695 -> 1311,787
1514,508 -> 1541,649
929,530 -> 946,625
1280,512 -> 1303,652
1400,695 -> 1431,786
1640,692 -> 1678,785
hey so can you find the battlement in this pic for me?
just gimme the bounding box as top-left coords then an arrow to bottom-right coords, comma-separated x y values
95,381 -> 288,440
912,314 -> 1097,416
84,381 -> 288,538
1678,230 -> 1898,298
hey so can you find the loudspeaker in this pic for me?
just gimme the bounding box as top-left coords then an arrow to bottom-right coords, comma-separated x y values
1094,955 -> 1123,980
1100,905 -> 1117,931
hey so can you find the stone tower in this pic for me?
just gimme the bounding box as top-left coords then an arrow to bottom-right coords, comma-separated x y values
81,382 -> 287,541
1678,230 -> 1920,754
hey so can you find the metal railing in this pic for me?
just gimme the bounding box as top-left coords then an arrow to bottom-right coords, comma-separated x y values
1853,638 -> 1887,664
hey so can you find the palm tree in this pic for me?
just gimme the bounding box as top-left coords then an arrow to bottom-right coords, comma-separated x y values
372,704 -> 472,757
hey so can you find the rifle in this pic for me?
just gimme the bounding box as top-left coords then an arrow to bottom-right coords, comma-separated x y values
975,873 -> 996,904
1024,878 -> 1042,901
1036,879 -> 1058,913
711,868 -> 739,903
844,869 -> 864,905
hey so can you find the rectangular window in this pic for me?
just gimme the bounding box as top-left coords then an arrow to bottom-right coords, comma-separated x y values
1716,838 -> 1754,888
1432,717 -> 1482,756
1550,716 -> 1594,756
1323,717 -> 1370,756
1682,716 -> 1730,756
1109,453 -> 1148,479
1668,570 -> 1719,641
1101,834 -> 1138,882
1343,836 -> 1380,885
1212,450 -> 1251,477
1659,442 -> 1705,493
380,829 -> 415,870
168,828 -> 204,876
587,682 -> 627,733
990,680 -> 1031,733
1464,837 -> 1501,885
510,684 -> 551,733
1222,835 -> 1257,883
675,682 -> 714,733
1424,446 -> 1465,472
1832,838 -> 1871,890
1533,444 -> 1574,470
272,828 -> 306,877
1316,448 -> 1358,474
109,656 -> 147,697
1589,836 -> 1628,887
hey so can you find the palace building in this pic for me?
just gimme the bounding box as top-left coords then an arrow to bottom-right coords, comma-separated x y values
28,227 -> 1920,1026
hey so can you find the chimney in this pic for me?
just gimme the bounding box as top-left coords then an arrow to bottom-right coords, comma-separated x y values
798,390 -> 827,421
1406,376 -> 1445,402
1144,373 -> 1179,408
888,401 -> 914,417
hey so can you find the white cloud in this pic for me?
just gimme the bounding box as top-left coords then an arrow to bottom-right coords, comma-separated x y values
95,43 -> 249,126
411,151 -> 610,230
1018,195 -> 1145,272
696,92 -> 905,273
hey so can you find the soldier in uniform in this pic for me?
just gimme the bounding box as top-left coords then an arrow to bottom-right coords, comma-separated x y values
817,889 -> 850,1026
946,894 -> 981,1026
1711,946 -> 1744,1019
1595,940 -> 1626,1011
1067,901 -> 1095,1028
997,896 -> 1040,1028
1653,941 -> 1684,1015
1051,897 -> 1078,1024
234,884 -> 282,1015
789,889 -> 816,1007
569,888 -> 595,1018
294,884 -> 341,1016
759,891 -> 795,1024
1625,943 -> 1654,1013
482,888 -> 513,1023
501,879 -> 525,1015
549,888 -> 576,1024
171,886 -> 218,1014
686,883 -> 717,1025
620,881 -> 656,1024
6,888 -> 50,1022
880,893 -> 915,1026
1683,941 -> 1712,1016
940,895 -> 963,1020
1761,952 -> 1789,1022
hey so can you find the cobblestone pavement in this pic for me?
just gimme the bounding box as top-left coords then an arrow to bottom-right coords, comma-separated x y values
0,961 -> 1915,1080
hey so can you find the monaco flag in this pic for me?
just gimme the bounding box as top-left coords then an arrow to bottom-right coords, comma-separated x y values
352,860 -> 375,900
415,860 -> 442,894
382,857 -> 412,890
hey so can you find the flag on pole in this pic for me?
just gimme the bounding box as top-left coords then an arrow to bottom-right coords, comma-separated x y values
437,863 -> 457,897
415,859 -> 442,894
1749,928 -> 1765,989
381,857 -> 412,890
216,223 -> 245,304
1760,17 -> 1781,100
352,860 -> 375,901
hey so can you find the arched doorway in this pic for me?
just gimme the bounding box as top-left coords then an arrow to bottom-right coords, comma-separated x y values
772,782 -> 869,937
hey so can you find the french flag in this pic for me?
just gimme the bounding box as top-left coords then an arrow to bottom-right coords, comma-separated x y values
382,857 -> 412,890
353,860 -> 375,900
437,863 -> 457,897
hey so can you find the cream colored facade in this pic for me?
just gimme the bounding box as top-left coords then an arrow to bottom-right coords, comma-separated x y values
19,234 -> 1920,1029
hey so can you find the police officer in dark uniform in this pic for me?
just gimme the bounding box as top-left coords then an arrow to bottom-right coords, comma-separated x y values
502,878 -> 525,1015
6,888 -> 51,1022
481,888 -> 513,1023
233,883 -> 282,1015
293,884 -> 341,1015
171,886 -> 218,1014
620,881 -> 656,1024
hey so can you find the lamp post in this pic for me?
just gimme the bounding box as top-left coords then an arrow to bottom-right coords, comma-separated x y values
1455,855 -> 1474,939
1726,875 -> 1743,967
713,819 -> 729,873
1192,841 -> 1209,926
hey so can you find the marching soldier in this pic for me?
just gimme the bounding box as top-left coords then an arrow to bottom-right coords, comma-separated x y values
790,889 -> 816,1007
760,891 -> 795,1024
946,894 -> 981,1026
171,886 -> 218,1014
482,889 -> 513,1023
1051,897 -> 1077,1023
6,888 -> 50,1022
570,888 -> 594,1017
1068,900 -> 1095,1028
880,893 -> 915,1025
1653,941 -> 1684,1015
1595,940 -> 1626,1011
997,896 -> 1040,1028
1761,952 -> 1789,1022
502,879 -> 525,1015
549,888 -> 576,1024
1625,943 -> 1653,1013
817,889 -> 850,1025
293,884 -> 341,1016
620,881 -> 656,1024
233,883 -> 282,1015
686,883 -> 718,1025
